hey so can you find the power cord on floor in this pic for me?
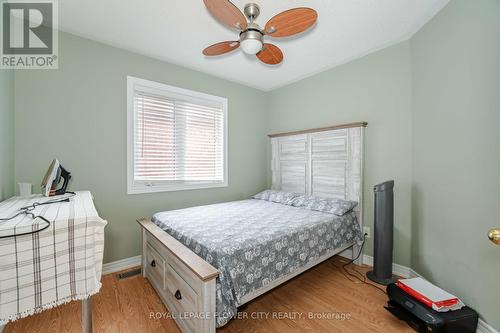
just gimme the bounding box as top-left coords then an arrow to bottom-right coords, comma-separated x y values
335,233 -> 387,295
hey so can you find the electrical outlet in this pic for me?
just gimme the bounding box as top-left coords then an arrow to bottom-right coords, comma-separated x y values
363,227 -> 371,238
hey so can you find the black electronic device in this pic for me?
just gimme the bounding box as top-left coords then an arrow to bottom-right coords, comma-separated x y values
386,283 -> 478,333
366,180 -> 396,285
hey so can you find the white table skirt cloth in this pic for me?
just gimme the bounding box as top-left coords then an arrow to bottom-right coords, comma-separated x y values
0,191 -> 106,325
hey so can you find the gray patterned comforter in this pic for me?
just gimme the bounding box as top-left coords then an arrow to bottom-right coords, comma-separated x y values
152,199 -> 362,327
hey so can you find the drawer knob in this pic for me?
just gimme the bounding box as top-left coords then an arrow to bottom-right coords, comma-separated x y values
175,290 -> 182,300
150,260 -> 156,267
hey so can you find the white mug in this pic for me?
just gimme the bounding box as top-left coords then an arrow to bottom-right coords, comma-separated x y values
18,183 -> 32,197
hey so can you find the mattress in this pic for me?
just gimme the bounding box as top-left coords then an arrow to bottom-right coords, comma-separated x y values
152,199 -> 362,327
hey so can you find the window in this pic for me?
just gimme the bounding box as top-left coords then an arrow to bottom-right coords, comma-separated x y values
127,76 -> 227,194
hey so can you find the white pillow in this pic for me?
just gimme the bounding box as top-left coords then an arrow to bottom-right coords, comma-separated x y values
292,195 -> 358,216
252,190 -> 298,205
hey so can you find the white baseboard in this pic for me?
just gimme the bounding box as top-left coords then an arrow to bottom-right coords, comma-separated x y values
342,253 -> 497,333
103,253 -> 498,333
102,255 -> 141,275
338,250 -> 416,278
361,254 -> 419,279
404,271 -> 497,333
477,320 -> 500,333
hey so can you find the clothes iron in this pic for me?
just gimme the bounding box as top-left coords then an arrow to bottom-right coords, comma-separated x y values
41,159 -> 72,197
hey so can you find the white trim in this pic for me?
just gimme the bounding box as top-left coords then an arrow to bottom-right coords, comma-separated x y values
404,269 -> 498,333
339,249 -> 420,279
338,251 -> 421,279
102,253 -> 498,333
341,253 -> 498,333
126,76 -> 229,195
478,320 -> 500,333
101,255 -> 142,275
127,181 -> 228,195
361,254 -> 416,279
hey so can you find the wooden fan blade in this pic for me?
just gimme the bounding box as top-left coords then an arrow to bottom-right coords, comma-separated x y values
264,8 -> 317,37
203,41 -> 240,56
203,0 -> 247,30
256,43 -> 283,65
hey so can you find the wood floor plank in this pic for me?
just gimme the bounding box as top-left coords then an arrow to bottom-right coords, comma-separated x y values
5,257 -> 412,333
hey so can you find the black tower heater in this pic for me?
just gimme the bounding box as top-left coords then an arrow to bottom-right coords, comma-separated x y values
366,180 -> 396,285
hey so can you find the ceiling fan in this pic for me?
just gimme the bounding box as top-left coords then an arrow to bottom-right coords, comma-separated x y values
202,0 -> 318,65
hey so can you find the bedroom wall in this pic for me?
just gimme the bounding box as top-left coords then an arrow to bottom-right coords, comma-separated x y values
267,42 -> 413,266
411,0 -> 500,328
14,32 -> 269,263
0,70 -> 15,201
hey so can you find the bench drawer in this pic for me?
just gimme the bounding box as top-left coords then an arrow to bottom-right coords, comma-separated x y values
165,262 -> 199,333
139,221 -> 218,333
145,243 -> 165,289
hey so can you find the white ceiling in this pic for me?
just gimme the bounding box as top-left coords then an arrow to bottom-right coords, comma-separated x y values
59,0 -> 449,91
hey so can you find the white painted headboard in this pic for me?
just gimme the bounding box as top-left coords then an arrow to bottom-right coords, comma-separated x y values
269,122 -> 367,262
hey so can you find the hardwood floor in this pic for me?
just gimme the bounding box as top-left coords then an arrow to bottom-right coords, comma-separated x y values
5,256 -> 412,333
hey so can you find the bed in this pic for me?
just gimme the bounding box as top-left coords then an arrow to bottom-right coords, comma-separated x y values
138,122 -> 367,333
152,198 -> 362,327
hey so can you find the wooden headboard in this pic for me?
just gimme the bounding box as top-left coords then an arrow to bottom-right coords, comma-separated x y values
269,122 -> 367,262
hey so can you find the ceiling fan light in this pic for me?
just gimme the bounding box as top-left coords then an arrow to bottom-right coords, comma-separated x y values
239,29 -> 263,55
241,38 -> 263,55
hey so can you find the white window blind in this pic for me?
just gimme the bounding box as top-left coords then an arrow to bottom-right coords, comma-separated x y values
127,77 -> 227,194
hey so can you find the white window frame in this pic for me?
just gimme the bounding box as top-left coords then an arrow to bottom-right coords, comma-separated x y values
127,76 -> 228,194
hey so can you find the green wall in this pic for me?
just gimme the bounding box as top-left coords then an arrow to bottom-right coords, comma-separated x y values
14,32 -> 269,263
267,42 -> 413,266
411,0 -> 500,328
0,70 -> 15,201
9,1 -> 500,327
266,0 -> 500,327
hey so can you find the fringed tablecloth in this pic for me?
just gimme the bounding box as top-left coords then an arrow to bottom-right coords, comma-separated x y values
0,191 -> 106,325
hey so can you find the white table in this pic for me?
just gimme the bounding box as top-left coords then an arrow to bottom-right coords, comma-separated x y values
0,191 -> 106,332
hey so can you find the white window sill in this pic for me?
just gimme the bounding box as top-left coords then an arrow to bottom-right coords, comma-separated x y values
127,181 -> 228,195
